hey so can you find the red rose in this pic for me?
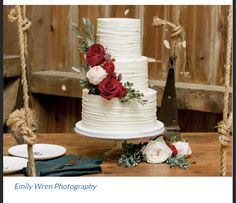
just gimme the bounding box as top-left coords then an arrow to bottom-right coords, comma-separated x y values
118,86 -> 128,98
98,76 -> 124,100
167,143 -> 178,156
86,43 -> 105,66
103,60 -> 115,74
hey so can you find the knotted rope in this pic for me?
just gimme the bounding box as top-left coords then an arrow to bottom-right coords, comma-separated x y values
153,6 -> 184,57
217,5 -> 232,176
7,5 -> 37,176
218,114 -> 232,147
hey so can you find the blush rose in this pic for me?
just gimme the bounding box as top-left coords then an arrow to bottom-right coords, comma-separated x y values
174,141 -> 192,157
142,141 -> 172,164
142,136 -> 172,164
86,66 -> 108,85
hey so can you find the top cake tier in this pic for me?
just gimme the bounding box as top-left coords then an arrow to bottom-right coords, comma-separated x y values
97,18 -> 141,58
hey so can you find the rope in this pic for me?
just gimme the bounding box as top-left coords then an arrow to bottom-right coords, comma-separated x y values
218,5 -> 232,176
153,7 -> 232,175
218,114 -> 232,147
7,108 -> 37,145
22,5 -> 31,56
7,5 -> 37,176
153,6 -> 183,56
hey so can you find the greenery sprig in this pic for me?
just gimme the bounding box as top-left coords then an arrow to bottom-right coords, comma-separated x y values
80,78 -> 99,95
166,155 -> 191,169
72,17 -> 96,54
121,82 -> 147,105
118,142 -> 146,168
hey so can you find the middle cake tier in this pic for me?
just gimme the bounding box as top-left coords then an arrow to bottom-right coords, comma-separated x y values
81,88 -> 157,132
114,56 -> 148,91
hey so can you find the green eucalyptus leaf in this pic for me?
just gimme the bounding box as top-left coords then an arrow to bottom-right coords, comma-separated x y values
71,67 -> 81,74
82,17 -> 91,26
118,142 -> 146,168
81,27 -> 91,37
76,34 -> 84,39
95,35 -> 99,43
81,63 -> 89,76
82,17 -> 88,25
166,155 -> 190,169
86,18 -> 91,26
86,38 -> 94,47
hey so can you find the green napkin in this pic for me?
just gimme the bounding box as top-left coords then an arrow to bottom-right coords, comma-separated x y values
23,154 -> 102,177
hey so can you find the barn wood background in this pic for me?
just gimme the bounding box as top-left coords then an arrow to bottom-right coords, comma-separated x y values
3,5 -> 231,133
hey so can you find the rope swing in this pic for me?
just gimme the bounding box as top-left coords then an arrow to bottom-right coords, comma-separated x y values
7,5 -> 37,176
217,5 -> 232,176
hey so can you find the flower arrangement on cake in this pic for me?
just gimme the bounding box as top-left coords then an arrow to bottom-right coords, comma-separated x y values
72,18 -> 146,105
119,135 -> 194,168
72,18 -> 193,169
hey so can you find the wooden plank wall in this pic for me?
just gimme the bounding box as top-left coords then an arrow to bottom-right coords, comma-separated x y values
3,5 -> 231,133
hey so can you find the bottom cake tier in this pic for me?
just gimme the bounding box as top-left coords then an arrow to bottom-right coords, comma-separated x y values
80,88 -> 158,132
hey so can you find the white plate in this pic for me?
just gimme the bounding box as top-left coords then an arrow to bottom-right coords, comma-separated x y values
75,120 -> 165,140
3,156 -> 28,174
8,144 -> 67,160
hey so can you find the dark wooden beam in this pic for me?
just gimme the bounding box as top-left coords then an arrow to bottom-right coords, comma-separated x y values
150,80 -> 232,113
30,70 -> 82,98
30,70 -> 232,113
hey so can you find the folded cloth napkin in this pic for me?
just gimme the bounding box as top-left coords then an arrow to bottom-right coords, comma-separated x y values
23,154 -> 102,176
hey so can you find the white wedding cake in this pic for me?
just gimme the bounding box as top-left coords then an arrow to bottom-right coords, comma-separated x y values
78,18 -> 161,134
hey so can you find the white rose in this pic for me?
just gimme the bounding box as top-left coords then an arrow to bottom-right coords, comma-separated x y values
86,66 -> 108,85
142,140 -> 172,164
174,141 -> 192,156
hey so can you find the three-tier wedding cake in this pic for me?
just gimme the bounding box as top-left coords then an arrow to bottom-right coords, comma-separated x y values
75,18 -> 164,139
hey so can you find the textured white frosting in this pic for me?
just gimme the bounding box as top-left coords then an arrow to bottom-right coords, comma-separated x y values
115,56 -> 148,91
81,89 -> 157,132
97,18 -> 141,58
78,18 -> 159,135
97,18 -> 148,91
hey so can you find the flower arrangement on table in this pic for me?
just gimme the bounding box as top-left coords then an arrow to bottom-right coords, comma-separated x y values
119,135 -> 194,169
72,18 -> 146,105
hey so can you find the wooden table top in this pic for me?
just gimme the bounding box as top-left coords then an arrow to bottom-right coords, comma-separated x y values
3,132 -> 232,176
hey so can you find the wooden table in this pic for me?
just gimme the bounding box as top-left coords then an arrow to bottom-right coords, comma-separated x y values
3,132 -> 232,176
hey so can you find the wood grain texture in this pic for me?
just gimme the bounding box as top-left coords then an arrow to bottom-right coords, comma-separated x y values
110,5 -> 136,18
3,78 -> 20,124
3,6 -> 19,55
3,55 -> 21,78
177,109 -> 222,132
143,5 -> 231,86
150,80 -> 232,113
3,132 -> 232,176
31,95 -> 48,133
3,5 -> 231,85
31,94 -> 82,133
27,6 -> 51,71
30,70 -> 82,98
3,5 -> 232,133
